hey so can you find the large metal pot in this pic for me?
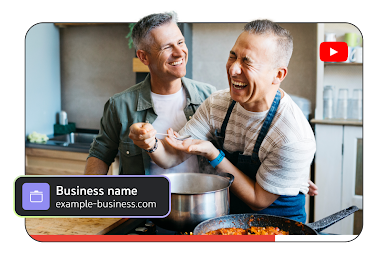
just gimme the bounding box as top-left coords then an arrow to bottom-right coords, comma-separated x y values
153,172 -> 234,232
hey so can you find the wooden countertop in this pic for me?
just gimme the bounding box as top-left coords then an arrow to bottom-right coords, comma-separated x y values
310,119 -> 363,126
25,218 -> 128,235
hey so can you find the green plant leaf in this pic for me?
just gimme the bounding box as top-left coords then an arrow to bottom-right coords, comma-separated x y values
126,23 -> 136,49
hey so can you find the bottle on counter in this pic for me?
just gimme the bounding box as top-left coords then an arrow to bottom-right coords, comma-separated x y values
59,111 -> 68,125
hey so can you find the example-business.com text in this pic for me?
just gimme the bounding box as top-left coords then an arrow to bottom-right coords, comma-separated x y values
55,200 -> 157,210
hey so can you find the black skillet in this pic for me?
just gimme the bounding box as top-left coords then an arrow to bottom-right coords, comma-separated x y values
193,206 -> 359,235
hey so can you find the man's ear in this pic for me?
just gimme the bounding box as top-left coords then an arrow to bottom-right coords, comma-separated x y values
137,50 -> 150,66
272,67 -> 288,85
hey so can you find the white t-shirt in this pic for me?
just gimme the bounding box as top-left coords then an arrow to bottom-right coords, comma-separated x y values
179,89 -> 316,196
149,87 -> 199,175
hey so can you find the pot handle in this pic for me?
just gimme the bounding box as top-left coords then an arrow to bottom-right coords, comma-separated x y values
306,206 -> 359,232
217,172 -> 234,186
227,173 -> 234,186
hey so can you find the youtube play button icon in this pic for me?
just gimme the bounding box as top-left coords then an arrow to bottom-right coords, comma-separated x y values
320,42 -> 348,62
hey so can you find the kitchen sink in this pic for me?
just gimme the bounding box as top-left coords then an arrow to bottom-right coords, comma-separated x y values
49,132 -> 97,145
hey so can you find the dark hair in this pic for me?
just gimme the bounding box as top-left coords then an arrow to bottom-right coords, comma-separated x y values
244,19 -> 293,67
131,12 -> 178,52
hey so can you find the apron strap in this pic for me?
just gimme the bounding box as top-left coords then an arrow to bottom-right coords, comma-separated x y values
251,89 -> 281,160
218,89 -> 281,161
220,100 -> 236,139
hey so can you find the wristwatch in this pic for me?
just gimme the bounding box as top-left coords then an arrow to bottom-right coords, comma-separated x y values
208,149 -> 225,168
144,138 -> 158,153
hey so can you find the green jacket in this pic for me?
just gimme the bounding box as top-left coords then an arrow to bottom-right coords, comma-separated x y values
88,74 -> 217,175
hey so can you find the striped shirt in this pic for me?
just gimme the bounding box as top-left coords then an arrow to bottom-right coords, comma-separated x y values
179,89 -> 316,196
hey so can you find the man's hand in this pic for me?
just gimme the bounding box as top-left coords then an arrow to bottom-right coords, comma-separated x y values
129,123 -> 157,150
164,128 -> 219,161
129,125 -> 192,168
308,180 -> 318,196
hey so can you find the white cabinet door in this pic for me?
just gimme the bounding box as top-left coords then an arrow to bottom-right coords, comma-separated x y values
314,124 -> 343,234
341,126 -> 363,235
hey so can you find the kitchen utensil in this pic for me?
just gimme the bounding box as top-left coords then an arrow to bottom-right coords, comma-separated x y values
336,89 -> 349,119
325,33 -> 336,42
156,133 -> 191,141
153,172 -> 234,232
350,47 -> 362,63
344,33 -> 362,47
323,85 -> 335,119
193,206 -> 359,235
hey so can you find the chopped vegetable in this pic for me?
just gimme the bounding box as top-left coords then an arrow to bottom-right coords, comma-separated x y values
28,132 -> 49,143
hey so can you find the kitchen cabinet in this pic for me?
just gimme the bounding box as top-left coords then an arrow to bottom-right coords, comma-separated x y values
312,121 -> 362,235
342,125 -> 363,234
25,148 -> 119,175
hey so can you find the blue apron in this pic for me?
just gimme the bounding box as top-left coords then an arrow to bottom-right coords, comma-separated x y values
215,90 -> 306,222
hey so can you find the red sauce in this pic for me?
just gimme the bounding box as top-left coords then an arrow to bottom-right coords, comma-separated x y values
205,226 -> 289,235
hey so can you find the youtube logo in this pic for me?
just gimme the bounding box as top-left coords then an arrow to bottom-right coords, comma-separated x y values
320,42 -> 348,62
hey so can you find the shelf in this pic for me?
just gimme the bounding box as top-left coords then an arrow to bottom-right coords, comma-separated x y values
324,62 -> 362,66
310,119 -> 362,126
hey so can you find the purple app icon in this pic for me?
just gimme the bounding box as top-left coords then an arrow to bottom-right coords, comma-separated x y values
22,183 -> 50,210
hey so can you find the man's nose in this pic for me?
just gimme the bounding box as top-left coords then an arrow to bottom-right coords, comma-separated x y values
172,45 -> 185,57
229,61 -> 242,76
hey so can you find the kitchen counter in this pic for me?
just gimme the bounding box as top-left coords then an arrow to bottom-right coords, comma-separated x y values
310,119 -> 363,126
25,129 -> 100,153
25,130 -> 90,175
25,130 -> 120,175
25,218 -> 144,235
25,140 -> 91,153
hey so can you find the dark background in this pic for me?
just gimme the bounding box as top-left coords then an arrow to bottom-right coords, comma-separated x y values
15,176 -> 170,217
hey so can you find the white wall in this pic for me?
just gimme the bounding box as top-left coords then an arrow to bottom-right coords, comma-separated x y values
26,23 -> 61,136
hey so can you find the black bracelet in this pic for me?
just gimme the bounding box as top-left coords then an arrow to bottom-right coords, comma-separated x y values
144,138 -> 158,153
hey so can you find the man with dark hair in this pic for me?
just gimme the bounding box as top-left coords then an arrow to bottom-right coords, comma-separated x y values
129,19 -> 317,222
243,20 -> 293,68
84,12 -> 216,175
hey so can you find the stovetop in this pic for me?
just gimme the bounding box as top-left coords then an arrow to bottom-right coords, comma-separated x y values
105,218 -> 191,235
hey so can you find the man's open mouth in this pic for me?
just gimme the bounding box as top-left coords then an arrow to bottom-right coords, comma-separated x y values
231,79 -> 248,90
169,59 -> 183,66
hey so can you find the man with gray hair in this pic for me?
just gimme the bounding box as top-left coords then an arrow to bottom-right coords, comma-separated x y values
84,12 -> 216,175
129,19 -> 317,222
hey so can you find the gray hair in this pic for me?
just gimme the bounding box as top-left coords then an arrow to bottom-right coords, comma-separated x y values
244,19 -> 293,67
131,12 -> 178,52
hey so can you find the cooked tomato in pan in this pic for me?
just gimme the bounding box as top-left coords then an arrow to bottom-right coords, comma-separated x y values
205,226 -> 289,235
